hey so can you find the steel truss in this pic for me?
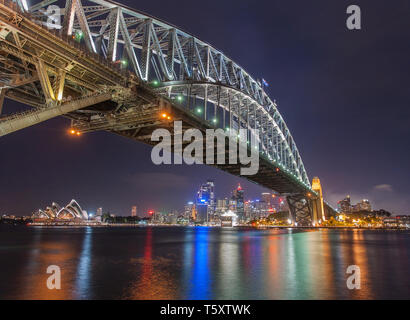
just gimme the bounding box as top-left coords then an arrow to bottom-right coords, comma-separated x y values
0,0 -> 311,188
22,0 -> 311,186
287,194 -> 316,227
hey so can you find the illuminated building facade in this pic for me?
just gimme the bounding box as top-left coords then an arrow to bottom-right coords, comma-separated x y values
338,196 -> 372,213
184,202 -> 196,220
338,195 -> 352,213
32,199 -> 88,221
352,199 -> 372,212
131,206 -> 137,217
232,184 -> 244,221
195,180 -> 215,223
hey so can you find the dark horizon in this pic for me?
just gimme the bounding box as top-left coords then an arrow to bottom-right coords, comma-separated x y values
1,0 -> 410,216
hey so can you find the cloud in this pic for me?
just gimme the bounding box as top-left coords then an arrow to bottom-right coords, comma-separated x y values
373,184 -> 393,192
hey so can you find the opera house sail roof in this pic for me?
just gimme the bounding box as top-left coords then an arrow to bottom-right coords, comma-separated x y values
33,200 -> 88,221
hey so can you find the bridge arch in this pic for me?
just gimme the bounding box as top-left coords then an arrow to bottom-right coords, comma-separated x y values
23,0 -> 309,186
0,0 -> 340,225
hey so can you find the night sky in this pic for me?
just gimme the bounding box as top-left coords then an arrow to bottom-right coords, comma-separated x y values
1,0 -> 410,216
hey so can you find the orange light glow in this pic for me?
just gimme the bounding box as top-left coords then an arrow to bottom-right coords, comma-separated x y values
161,113 -> 167,118
76,131 -> 81,136
167,116 -> 172,120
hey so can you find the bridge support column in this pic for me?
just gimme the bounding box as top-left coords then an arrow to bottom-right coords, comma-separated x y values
287,194 -> 319,227
311,177 -> 326,222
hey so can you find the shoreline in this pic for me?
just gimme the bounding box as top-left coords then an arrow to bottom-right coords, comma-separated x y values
22,223 -> 409,231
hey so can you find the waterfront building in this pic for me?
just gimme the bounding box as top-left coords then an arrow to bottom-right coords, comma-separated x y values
32,199 -> 88,222
221,210 -> 239,227
383,216 -> 410,229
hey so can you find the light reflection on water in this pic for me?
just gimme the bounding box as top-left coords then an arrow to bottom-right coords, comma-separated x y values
0,226 -> 409,300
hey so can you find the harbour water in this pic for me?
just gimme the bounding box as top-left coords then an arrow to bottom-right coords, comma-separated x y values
0,226 -> 409,299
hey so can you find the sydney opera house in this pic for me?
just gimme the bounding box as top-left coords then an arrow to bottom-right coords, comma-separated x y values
32,199 -> 89,224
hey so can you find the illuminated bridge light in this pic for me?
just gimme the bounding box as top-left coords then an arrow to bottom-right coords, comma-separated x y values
69,129 -> 81,136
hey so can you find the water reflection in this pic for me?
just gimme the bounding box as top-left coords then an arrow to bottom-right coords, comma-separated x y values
217,231 -> 240,299
0,226 -> 409,299
187,227 -> 211,299
74,227 -> 93,299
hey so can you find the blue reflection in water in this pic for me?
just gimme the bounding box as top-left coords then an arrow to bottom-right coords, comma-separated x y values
188,227 -> 211,299
75,227 -> 92,299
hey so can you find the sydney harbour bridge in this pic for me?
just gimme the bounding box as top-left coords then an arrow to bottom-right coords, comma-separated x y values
0,0 -> 336,226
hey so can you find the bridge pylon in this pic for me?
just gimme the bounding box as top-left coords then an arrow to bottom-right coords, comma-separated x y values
311,177 -> 326,223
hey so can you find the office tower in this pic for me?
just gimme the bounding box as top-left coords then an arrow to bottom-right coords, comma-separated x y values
195,180 -> 215,223
338,195 -> 352,213
184,201 -> 196,220
131,206 -> 137,217
232,184 -> 244,220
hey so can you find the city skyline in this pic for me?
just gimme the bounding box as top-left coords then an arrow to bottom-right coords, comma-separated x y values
7,178 -> 381,218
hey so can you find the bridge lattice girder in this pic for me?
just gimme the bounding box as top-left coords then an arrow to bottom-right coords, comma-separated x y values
1,0 -> 311,190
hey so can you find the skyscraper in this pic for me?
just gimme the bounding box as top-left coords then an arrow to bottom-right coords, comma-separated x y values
195,180 -> 215,223
216,198 -> 229,216
338,196 -> 352,213
232,184 -> 244,221
184,201 -> 196,220
131,206 -> 137,217
261,192 -> 271,206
